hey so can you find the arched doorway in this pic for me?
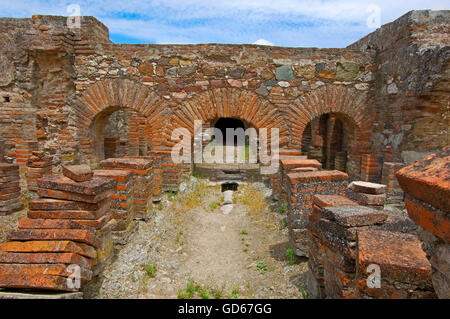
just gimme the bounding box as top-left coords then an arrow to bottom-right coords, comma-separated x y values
301,113 -> 351,172
90,107 -> 151,166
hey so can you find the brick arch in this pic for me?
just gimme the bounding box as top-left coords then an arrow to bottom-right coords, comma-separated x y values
72,78 -> 166,163
287,84 -> 372,179
169,87 -> 289,146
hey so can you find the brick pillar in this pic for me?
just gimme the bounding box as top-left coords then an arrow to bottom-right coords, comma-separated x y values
15,141 -> 37,167
93,169 -> 136,243
280,158 -> 321,202
26,151 -> 53,192
306,194 -> 358,299
360,154 -> 382,183
286,170 -> 348,257
0,168 -> 117,291
100,157 -> 153,220
0,164 -> 23,215
128,116 -> 140,156
381,162 -> 405,204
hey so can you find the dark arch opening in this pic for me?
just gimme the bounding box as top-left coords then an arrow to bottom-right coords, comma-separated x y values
301,113 -> 349,172
213,118 -> 246,146
90,107 -> 151,166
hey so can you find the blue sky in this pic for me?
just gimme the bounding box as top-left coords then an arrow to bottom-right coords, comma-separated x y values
0,0 -> 448,47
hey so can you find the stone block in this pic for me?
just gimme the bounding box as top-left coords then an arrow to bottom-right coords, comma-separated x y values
38,174 -> 116,197
345,188 -> 386,206
356,229 -> 435,298
321,205 -> 388,228
396,146 -> 450,213
313,194 -> 358,209
348,181 -> 386,195
62,165 -> 93,182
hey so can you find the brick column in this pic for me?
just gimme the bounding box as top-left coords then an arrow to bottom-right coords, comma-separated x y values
381,161 -> 405,204
286,170 -> 348,256
360,154 -> 382,183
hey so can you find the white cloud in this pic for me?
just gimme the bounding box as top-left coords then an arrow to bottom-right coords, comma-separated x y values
253,39 -> 274,46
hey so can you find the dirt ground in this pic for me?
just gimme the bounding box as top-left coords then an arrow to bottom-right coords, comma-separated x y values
93,177 -> 308,299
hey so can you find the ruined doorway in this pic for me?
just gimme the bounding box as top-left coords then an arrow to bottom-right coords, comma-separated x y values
302,113 -> 349,172
90,107 -> 151,166
213,118 -> 246,146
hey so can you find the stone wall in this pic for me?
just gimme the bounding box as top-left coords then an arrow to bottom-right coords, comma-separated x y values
0,10 -> 448,186
348,10 -> 450,167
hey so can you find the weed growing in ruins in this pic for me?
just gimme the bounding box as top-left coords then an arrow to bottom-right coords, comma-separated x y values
299,283 -> 308,299
279,204 -> 287,214
230,287 -> 239,299
175,178 -> 210,213
177,280 -> 212,299
192,172 -> 204,179
211,288 -> 222,299
209,201 -> 218,211
241,229 -> 248,235
257,262 -> 268,274
286,248 -> 295,265
167,188 -> 176,201
23,192 -> 34,200
197,287 -> 210,299
144,264 -> 157,278
239,185 -> 267,215
279,217 -> 288,230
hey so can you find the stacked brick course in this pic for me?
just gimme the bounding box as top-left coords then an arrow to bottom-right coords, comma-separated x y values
100,157 -> 152,219
360,154 -> 382,183
0,165 -> 116,291
396,146 -> 450,299
268,149 -> 306,200
0,163 -> 23,215
148,149 -> 182,199
346,181 -> 386,210
381,162 -> 405,204
315,204 -> 388,298
93,169 -> 136,243
26,151 -> 53,192
286,170 -> 348,256
306,193 -> 435,299
306,194 -> 358,298
279,158 -> 321,202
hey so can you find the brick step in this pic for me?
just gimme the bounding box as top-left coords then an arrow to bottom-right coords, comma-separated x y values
7,229 -> 101,248
0,263 -> 92,281
0,274 -> 80,292
1,241 -> 96,259
0,252 -> 92,269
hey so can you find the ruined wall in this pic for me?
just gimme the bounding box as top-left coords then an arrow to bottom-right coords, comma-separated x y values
0,11 -> 448,184
348,10 -> 450,166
